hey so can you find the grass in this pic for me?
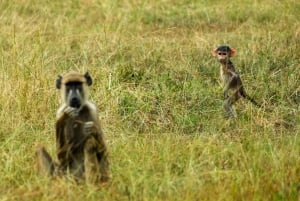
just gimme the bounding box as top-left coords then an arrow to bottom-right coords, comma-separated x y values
0,0 -> 299,200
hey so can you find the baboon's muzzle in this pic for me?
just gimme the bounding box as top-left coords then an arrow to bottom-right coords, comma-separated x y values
70,97 -> 81,108
69,90 -> 82,109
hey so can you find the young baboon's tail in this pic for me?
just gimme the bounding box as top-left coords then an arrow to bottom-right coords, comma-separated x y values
240,88 -> 261,107
245,94 -> 261,107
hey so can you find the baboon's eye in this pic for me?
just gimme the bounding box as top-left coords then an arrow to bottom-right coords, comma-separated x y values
65,84 -> 72,93
75,83 -> 83,90
66,82 -> 83,91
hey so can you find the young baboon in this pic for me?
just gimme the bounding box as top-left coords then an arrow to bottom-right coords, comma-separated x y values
35,71 -> 109,184
214,45 -> 260,117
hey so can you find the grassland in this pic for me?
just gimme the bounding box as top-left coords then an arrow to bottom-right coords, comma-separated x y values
0,0 -> 299,200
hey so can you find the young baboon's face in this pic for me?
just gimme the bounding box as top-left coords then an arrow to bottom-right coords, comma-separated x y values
65,81 -> 84,109
217,51 -> 230,63
214,46 -> 235,64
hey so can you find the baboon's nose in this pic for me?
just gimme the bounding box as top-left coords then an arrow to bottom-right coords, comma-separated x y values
70,97 -> 81,108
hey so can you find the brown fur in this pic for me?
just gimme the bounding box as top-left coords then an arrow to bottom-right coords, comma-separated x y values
35,71 -> 109,184
214,46 -> 260,117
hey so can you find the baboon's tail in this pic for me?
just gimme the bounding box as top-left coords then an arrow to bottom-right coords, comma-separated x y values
240,88 -> 261,107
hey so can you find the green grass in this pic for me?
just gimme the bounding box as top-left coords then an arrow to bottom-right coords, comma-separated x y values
0,0 -> 299,200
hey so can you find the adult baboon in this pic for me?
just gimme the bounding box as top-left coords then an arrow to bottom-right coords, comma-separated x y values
36,71 -> 109,184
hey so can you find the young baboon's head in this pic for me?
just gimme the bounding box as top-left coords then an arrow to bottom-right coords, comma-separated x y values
213,45 -> 236,64
56,71 -> 93,109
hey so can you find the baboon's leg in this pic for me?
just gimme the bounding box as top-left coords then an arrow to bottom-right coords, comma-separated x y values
84,137 -> 100,184
35,145 -> 55,176
223,89 -> 241,118
98,151 -> 110,182
223,100 -> 236,118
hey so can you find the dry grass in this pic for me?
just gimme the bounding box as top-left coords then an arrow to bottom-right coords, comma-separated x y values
0,0 -> 299,200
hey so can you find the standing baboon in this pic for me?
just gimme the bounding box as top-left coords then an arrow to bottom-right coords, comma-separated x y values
36,71 -> 109,184
214,45 -> 260,117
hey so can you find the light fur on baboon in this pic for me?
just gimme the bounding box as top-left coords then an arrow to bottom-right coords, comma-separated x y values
35,71 -> 109,184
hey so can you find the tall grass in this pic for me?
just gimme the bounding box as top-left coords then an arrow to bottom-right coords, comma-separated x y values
0,0 -> 299,200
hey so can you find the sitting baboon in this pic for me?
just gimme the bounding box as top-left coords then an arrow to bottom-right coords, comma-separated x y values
36,71 -> 109,184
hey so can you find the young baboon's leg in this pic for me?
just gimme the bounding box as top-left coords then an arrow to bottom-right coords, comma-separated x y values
223,99 -> 236,118
223,89 -> 241,118
84,137 -> 100,184
35,145 -> 55,176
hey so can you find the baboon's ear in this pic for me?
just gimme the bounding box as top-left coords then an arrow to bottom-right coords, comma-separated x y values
84,72 -> 93,86
56,75 -> 62,89
230,48 -> 236,57
213,48 -> 218,56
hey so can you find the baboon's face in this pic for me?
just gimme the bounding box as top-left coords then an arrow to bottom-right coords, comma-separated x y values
56,71 -> 93,109
217,51 -> 230,63
214,46 -> 235,64
65,81 -> 84,109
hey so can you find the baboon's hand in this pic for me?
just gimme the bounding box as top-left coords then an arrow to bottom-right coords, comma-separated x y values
83,121 -> 95,136
64,106 -> 78,118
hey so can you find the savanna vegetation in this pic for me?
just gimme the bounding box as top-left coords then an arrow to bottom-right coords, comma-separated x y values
0,0 -> 299,200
